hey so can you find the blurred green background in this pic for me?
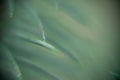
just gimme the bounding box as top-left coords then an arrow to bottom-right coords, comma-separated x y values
0,0 -> 119,80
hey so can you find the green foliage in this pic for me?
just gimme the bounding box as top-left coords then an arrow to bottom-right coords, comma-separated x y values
0,0 -> 119,80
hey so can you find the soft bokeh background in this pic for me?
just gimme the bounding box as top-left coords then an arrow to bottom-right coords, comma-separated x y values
0,0 -> 119,80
